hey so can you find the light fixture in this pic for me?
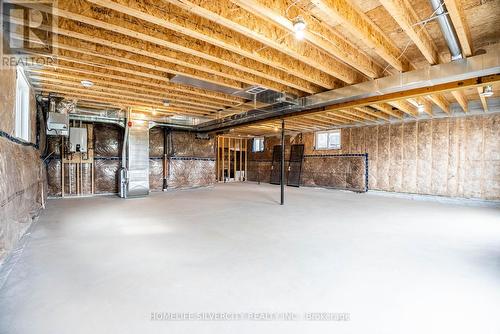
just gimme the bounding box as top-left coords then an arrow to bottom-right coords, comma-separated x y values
163,99 -> 170,106
152,108 -> 157,116
273,126 -> 279,132
80,80 -> 94,88
480,85 -> 494,97
293,16 -> 306,40
417,103 -> 425,113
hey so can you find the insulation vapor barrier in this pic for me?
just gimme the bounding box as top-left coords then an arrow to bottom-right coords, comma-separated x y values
46,126 -> 218,196
94,159 -> 120,194
0,137 -> 46,261
171,131 -> 215,158
246,157 -> 367,192
248,113 -> 500,199
149,127 -> 164,192
164,131 -> 216,190
301,155 -> 367,191
46,123 -> 124,196
94,123 -> 123,158
167,158 -> 216,190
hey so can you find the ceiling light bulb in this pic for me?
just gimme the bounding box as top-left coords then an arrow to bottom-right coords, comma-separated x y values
295,29 -> 305,40
80,80 -> 94,88
293,16 -> 306,40
293,16 -> 306,32
417,104 -> 425,113
480,85 -> 494,97
163,99 -> 170,106
152,108 -> 157,116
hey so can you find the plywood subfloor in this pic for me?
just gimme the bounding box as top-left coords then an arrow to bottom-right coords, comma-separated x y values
1,183 -> 499,334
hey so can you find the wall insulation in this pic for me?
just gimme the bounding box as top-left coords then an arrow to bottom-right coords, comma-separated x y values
149,127 -> 164,191
47,127 -> 216,195
247,136 -> 367,191
248,113 -> 499,200
167,131 -> 216,190
0,68 -> 45,262
46,123 -> 123,196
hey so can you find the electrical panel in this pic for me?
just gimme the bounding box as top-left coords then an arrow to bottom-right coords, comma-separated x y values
69,127 -> 88,153
47,112 -> 69,136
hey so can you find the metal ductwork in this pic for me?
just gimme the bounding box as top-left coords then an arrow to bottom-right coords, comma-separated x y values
428,0 -> 463,60
196,50 -> 499,133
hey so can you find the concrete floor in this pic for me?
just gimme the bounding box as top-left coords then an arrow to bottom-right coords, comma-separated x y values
1,183 -> 499,334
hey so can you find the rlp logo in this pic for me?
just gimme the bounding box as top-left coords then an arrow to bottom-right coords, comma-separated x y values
1,1 -> 55,55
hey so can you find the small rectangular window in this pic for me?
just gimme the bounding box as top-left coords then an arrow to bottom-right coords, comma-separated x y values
15,66 -> 30,142
252,137 -> 264,152
315,130 -> 341,150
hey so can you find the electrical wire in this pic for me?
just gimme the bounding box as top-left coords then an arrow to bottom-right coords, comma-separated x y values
381,1 -> 445,75
285,0 -> 306,20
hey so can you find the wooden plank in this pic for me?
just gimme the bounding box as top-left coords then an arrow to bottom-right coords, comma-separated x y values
444,0 -> 473,56
370,103 -> 404,119
239,138 -> 243,181
378,0 -> 440,64
325,111 -> 368,123
340,108 -> 378,121
222,137 -> 225,182
477,87 -> 488,112
428,94 -> 450,114
354,106 -> 390,120
23,0 -> 320,95
157,0 -> 364,84
208,74 -> 500,131
31,75 -> 220,113
88,0 -> 346,89
6,20 -> 247,91
244,139 -> 248,182
35,86 -> 213,117
36,62 -> 242,105
27,68 -> 230,109
388,100 -> 419,117
232,0 -> 383,78
234,138 -> 237,182
415,97 -> 433,116
308,0 -> 410,72
451,90 -> 469,112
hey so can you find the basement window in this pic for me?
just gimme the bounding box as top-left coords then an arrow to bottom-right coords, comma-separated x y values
15,66 -> 30,142
252,137 -> 264,152
315,129 -> 341,150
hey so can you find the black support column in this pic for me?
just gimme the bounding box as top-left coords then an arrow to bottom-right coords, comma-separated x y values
280,119 -> 285,205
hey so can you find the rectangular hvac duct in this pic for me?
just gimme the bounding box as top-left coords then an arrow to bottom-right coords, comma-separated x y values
127,120 -> 149,197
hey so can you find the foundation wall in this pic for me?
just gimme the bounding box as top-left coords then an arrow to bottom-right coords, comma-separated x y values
248,113 -> 500,200
0,68 -> 45,262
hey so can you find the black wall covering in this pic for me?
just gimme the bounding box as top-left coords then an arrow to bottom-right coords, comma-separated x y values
270,145 -> 282,185
287,144 -> 305,187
